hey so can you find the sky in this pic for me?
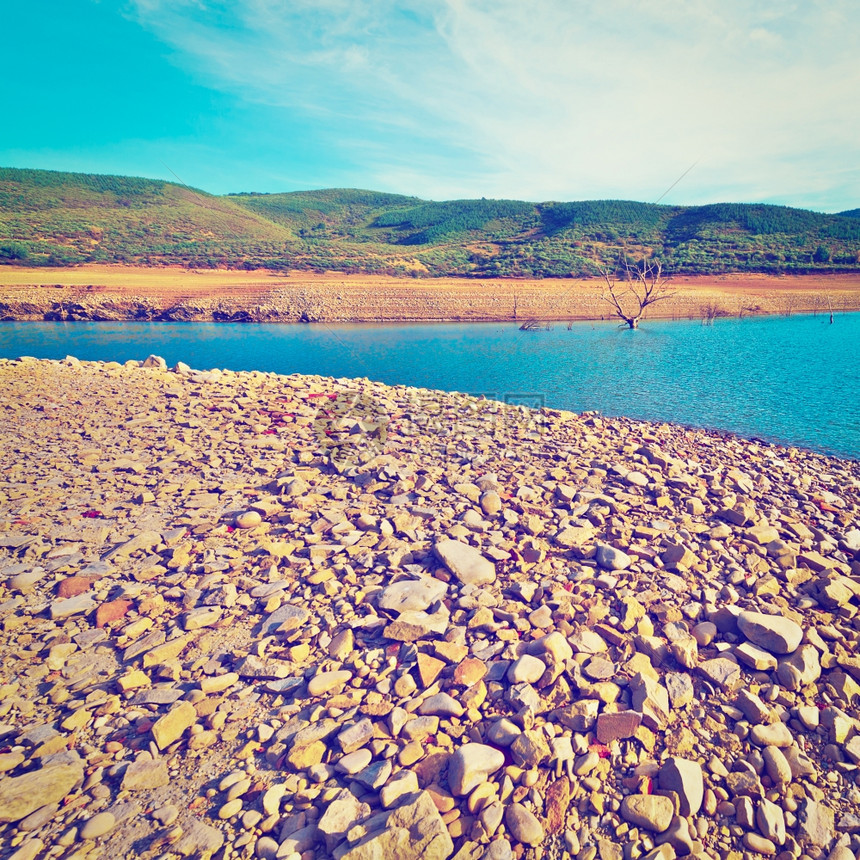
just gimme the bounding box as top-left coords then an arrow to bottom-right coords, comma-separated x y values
3,0 -> 859,211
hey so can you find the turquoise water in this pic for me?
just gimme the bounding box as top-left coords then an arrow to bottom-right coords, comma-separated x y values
1,313 -> 858,459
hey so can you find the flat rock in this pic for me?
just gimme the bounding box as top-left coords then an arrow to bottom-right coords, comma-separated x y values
121,757 -> 170,791
665,672 -> 695,708
262,602 -> 311,635
339,790 -> 453,860
96,598 -> 133,628
757,798 -> 786,845
183,606 -> 223,630
434,539 -> 496,586
797,799 -> 835,847
384,606 -> 450,641
151,701 -> 196,750
555,526 -> 596,548
630,673 -> 670,729
0,762 -> 84,822
318,789 -> 372,851
378,576 -> 448,613
9,567 -> 46,593
778,645 -> 821,688
105,530 -> 161,560
56,575 -> 97,598
454,656 -> 488,687
50,593 -> 96,620
736,642 -> 778,671
173,820 -> 225,858
698,657 -> 743,691
380,772 -> 420,809
596,711 -> 641,743
337,720 -> 374,755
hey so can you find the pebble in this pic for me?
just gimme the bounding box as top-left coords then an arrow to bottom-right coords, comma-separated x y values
307,670 -> 353,697
336,749 -> 372,775
235,510 -> 262,529
218,798 -> 243,819
448,744 -> 506,795
79,811 -> 116,840
750,722 -> 794,748
505,802 -> 544,846
507,655 -> 546,684
737,610 -> 804,654
595,544 -> 632,571
419,692 -> 465,717
620,794 -> 675,832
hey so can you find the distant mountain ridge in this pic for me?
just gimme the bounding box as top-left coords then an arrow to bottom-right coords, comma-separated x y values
1,166 -> 858,276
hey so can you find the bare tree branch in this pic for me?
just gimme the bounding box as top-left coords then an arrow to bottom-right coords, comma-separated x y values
596,255 -> 675,329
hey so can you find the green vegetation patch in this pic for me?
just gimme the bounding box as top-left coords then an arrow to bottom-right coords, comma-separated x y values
1,167 -> 858,276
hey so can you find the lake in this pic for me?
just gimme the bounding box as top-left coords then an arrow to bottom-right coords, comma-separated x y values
1,313 -> 857,459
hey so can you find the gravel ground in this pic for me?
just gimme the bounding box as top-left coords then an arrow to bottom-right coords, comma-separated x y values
0,356 -> 858,860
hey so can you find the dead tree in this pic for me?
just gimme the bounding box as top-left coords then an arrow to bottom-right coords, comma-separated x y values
519,318 -> 552,331
822,292 -> 835,324
596,257 -> 674,329
700,301 -> 723,326
782,294 -> 798,317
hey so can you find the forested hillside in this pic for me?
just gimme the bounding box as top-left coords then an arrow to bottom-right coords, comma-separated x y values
2,167 -> 858,276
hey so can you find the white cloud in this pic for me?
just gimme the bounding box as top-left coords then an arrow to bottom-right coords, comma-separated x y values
128,0 -> 860,209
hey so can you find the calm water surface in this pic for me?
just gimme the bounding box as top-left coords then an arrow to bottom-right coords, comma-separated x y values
1,313 -> 857,459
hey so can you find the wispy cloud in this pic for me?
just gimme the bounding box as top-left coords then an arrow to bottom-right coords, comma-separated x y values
128,0 -> 860,209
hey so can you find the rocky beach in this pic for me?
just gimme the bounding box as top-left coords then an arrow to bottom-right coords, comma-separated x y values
0,356 -> 859,860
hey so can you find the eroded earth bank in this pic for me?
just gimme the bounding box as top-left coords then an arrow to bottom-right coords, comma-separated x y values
0,358 -> 859,860
2,270 -> 860,322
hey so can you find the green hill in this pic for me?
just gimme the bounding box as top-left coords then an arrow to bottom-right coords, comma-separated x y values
1,166 -> 858,276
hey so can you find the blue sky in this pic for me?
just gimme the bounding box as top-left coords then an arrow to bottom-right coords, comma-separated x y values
3,0 -> 858,211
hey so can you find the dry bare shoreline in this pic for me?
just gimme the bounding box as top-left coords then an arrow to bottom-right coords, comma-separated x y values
1,266 -> 860,323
